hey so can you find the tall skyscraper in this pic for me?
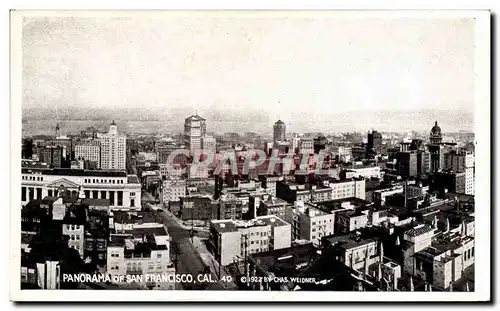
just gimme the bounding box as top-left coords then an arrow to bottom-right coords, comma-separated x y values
366,130 -> 382,157
273,120 -> 286,142
429,121 -> 443,144
75,140 -> 101,168
444,150 -> 475,195
100,121 -> 126,170
184,115 -> 206,153
428,121 -> 444,172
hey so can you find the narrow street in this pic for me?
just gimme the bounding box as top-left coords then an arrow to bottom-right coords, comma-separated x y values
160,210 -> 224,290
142,191 -> 223,290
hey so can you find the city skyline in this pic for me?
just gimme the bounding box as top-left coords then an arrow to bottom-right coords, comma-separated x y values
22,12 -> 475,134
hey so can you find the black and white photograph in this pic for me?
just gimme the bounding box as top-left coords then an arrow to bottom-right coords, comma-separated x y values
9,9 -> 491,302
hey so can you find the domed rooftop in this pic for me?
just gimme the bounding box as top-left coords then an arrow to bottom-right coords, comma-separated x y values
430,121 -> 441,136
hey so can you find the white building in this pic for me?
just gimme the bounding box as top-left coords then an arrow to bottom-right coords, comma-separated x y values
159,163 -> 183,179
298,137 -> 314,154
334,146 -> 352,163
107,223 -> 175,290
284,201 -> 335,246
100,121 -> 126,170
162,178 -> 186,204
184,115 -> 206,153
344,166 -> 381,179
444,151 -> 474,195
210,215 -> 292,266
62,221 -> 85,258
75,140 -> 101,168
323,178 -> 366,200
21,167 -> 141,210
373,186 -> 405,203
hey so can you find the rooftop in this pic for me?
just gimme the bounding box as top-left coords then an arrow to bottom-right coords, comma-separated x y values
405,224 -> 434,237
249,243 -> 318,275
127,175 -> 140,184
82,198 -> 110,207
21,167 -> 128,178
324,234 -> 376,250
211,215 -> 289,234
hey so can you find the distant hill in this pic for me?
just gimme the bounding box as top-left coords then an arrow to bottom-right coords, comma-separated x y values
21,106 -> 473,136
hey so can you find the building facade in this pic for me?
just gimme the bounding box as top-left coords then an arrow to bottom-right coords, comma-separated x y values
285,201 -> 335,245
75,140 -> 101,168
100,121 -> 126,170
273,120 -> 286,142
210,215 -> 292,266
184,115 -> 207,153
161,178 -> 187,205
21,168 -> 141,210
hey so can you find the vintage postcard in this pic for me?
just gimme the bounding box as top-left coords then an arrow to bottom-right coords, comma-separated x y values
10,10 -> 491,302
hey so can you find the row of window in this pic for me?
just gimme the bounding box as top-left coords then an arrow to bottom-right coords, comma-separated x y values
65,224 -> 82,231
464,247 -> 475,260
68,234 -> 81,241
249,240 -> 268,245
127,262 -> 163,270
312,219 -> 332,226
22,175 -> 44,181
84,178 -> 125,184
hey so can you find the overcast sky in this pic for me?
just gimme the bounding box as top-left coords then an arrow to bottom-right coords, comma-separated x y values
22,12 -> 475,123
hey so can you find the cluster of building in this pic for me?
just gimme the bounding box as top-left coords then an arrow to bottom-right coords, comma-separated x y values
20,115 -> 475,292
20,189 -> 175,290
23,121 -> 126,170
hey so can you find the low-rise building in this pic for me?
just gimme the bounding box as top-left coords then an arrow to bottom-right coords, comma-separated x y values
372,186 -> 405,204
21,167 -> 141,210
322,178 -> 366,200
210,215 -> 292,266
285,201 -> 335,245
336,209 -> 370,234
341,165 -> 381,180
179,194 -> 218,221
276,181 -> 333,204
107,223 -> 175,290
161,178 -> 186,205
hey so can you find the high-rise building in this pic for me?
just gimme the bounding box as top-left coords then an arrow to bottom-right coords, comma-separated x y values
100,121 -> 126,170
75,140 -> 101,168
37,145 -> 65,168
397,151 -> 418,178
367,130 -> 383,157
22,138 -> 33,159
432,171 -> 466,194
429,121 -> 443,144
184,115 -> 206,153
428,121 -> 444,172
273,120 -> 286,142
416,150 -> 431,176
444,150 -> 475,195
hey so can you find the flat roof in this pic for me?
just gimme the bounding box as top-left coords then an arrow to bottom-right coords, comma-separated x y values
22,167 -> 128,177
211,215 -> 289,234
249,243 -> 318,273
324,234 -> 376,250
